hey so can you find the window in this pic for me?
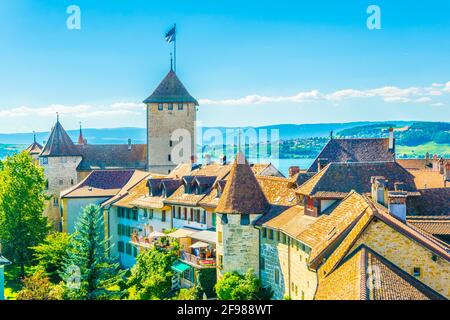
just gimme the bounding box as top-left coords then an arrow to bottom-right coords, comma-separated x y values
162,210 -> 166,222
158,103 -> 163,111
269,229 -> 274,240
148,209 -> 154,219
202,210 -> 206,224
413,267 -> 421,277
178,103 -> 183,110
53,197 -> 58,207
190,208 -> 194,221
212,213 -> 216,227
183,208 -> 187,220
168,154 -> 171,162
132,210 -> 138,221
196,210 -> 201,223
118,241 -> 124,253
177,207 -> 181,219
262,228 -> 267,238
169,140 -> 173,147
42,157 -> 48,165
218,255 -> 224,270
133,246 -> 138,257
59,179 -> 63,185
301,291 -> 305,300
218,231 -> 223,244
307,197 -> 314,210
70,179 -> 74,185
168,103 -> 173,110
143,209 -> 148,218
117,224 -> 122,236
260,257 -> 265,270
221,214 -> 228,224
275,231 -> 280,242
118,207 -> 124,218
240,214 -> 250,225
126,243 -> 132,255
274,269 -> 280,285
281,233 -> 287,244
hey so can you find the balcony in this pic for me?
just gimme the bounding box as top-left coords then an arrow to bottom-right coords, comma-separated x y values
130,232 -> 175,251
180,250 -> 216,268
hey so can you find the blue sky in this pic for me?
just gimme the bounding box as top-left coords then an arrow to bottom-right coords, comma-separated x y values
0,0 -> 449,133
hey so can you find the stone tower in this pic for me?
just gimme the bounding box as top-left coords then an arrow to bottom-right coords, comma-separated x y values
215,151 -> 269,279
39,117 -> 82,230
143,69 -> 198,174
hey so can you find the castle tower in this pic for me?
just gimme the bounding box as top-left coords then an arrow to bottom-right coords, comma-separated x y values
24,132 -> 43,163
39,116 -> 82,230
143,68 -> 198,174
215,151 -> 269,278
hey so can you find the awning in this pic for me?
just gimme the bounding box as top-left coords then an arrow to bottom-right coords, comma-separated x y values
190,230 -> 217,244
148,231 -> 167,238
167,228 -> 197,239
171,261 -> 191,273
189,241 -> 210,249
0,255 -> 11,266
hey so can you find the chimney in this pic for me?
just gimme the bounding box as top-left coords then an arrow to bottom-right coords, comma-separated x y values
317,158 -> 328,172
371,176 -> 388,206
388,127 -> 395,152
190,155 -> 196,164
288,166 -> 300,178
387,191 -> 408,222
128,138 -> 132,151
432,154 -> 438,171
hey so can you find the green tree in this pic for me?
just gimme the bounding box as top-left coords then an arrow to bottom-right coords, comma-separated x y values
176,286 -> 200,300
127,246 -> 177,300
0,152 -> 49,277
16,268 -> 64,300
60,204 -> 125,300
31,232 -> 69,282
215,269 -> 273,300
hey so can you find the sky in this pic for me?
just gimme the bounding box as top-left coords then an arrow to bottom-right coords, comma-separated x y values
0,0 -> 450,133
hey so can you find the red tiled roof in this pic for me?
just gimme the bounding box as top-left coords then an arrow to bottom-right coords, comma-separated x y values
308,138 -> 395,173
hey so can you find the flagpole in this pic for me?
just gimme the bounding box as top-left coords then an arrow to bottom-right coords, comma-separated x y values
174,23 -> 177,73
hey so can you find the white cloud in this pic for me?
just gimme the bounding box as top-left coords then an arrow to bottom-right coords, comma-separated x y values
431,102 -> 445,107
199,81 -> 450,106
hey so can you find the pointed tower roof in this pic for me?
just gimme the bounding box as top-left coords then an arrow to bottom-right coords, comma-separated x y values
77,123 -> 86,145
40,118 -> 79,157
143,70 -> 199,105
215,152 -> 269,215
25,132 -> 43,155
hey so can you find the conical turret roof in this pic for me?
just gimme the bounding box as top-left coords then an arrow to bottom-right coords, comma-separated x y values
143,70 -> 198,105
25,133 -> 43,155
40,120 -> 79,157
215,152 -> 269,215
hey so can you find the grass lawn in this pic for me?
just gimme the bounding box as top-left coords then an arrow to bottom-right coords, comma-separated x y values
397,142 -> 450,158
3,264 -> 30,300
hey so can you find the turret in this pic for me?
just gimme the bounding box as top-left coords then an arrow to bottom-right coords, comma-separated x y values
143,69 -> 198,174
215,151 -> 269,278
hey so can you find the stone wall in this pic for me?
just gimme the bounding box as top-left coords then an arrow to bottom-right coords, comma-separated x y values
216,213 -> 261,279
147,102 -> 196,174
260,232 -> 317,300
351,220 -> 450,298
41,156 -> 82,229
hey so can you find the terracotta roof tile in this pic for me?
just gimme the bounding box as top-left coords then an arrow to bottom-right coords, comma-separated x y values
76,144 -> 146,170
61,170 -> 136,198
407,188 -> 450,216
215,152 -> 269,214
297,162 -> 419,198
315,245 -> 445,300
407,216 -> 450,236
143,70 -> 198,105
308,138 -> 395,172
256,176 -> 298,206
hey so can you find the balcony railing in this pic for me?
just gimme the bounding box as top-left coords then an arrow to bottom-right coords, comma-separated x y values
131,234 -> 174,251
180,250 -> 216,268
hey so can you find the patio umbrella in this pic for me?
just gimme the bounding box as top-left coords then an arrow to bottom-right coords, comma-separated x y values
148,231 -> 167,238
189,241 -> 209,249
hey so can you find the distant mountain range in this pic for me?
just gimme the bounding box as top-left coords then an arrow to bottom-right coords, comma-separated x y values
0,121 -> 416,145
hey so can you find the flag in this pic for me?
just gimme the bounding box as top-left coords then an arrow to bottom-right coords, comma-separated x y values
165,25 -> 176,43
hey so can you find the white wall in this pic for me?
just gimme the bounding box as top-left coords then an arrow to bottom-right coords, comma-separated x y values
64,197 -> 109,234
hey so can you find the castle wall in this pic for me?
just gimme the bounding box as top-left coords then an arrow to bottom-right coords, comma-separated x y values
216,213 -> 261,279
147,102 -> 196,174
41,156 -> 82,229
